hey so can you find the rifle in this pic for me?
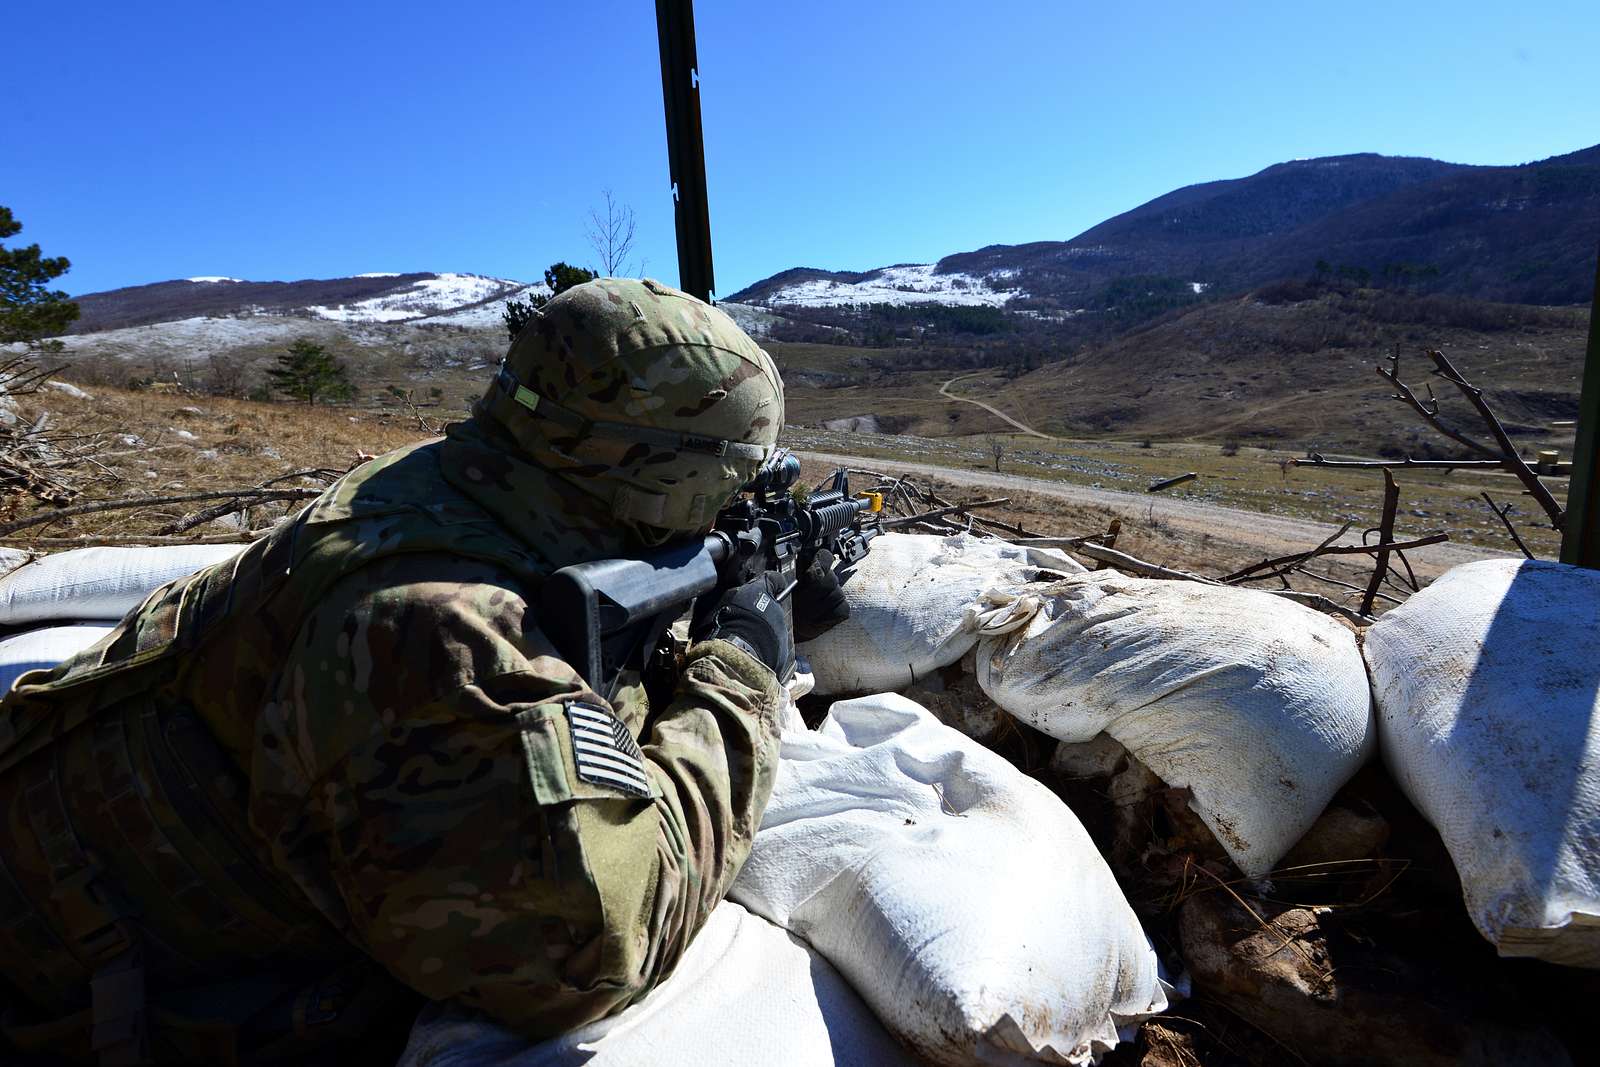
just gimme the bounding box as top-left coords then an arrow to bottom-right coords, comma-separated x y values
541,449 -> 882,698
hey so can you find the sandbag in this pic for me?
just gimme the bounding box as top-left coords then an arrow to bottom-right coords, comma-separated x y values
800,532 -> 1084,696
1364,558 -> 1600,967
975,572 -> 1374,878
397,900 -> 914,1067
0,545 -> 245,625
732,693 -> 1168,1065
0,622 -> 116,693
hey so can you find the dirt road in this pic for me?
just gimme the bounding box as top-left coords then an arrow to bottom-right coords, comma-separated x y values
799,450 -> 1509,580
938,374 -> 1054,440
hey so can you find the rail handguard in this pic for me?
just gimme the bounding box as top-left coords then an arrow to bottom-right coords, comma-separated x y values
541,449 -> 881,696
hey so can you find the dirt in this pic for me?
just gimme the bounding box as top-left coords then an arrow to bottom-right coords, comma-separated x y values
798,449 -> 1510,591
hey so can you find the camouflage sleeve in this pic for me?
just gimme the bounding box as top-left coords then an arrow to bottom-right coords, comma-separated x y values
248,553 -> 782,1037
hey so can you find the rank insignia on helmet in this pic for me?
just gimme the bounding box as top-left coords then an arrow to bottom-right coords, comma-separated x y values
565,701 -> 653,797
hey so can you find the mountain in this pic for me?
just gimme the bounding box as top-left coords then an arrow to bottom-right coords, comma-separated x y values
731,144 -> 1600,310
69,272 -> 543,333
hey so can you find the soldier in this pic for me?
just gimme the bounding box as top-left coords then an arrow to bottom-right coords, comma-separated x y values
0,278 -> 841,1064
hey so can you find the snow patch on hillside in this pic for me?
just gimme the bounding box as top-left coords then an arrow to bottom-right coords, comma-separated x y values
715,301 -> 787,338
307,273 -> 527,323
755,264 -> 1021,308
187,277 -> 242,283
416,282 -> 551,327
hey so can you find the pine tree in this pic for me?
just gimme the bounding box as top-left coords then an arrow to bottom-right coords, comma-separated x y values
267,339 -> 354,406
502,261 -> 599,340
0,206 -> 80,345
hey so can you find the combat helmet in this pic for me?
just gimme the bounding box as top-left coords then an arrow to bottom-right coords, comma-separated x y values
477,277 -> 784,541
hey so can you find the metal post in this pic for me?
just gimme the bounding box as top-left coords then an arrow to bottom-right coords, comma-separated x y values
655,0 -> 716,302
1560,242 -> 1600,568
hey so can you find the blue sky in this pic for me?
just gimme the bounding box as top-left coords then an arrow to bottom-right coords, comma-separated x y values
6,0 -> 1598,297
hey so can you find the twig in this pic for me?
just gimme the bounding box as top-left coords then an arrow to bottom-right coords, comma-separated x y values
1481,491 -> 1535,559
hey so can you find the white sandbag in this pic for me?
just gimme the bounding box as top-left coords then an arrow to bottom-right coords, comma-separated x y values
800,532 -> 1084,696
396,900 -> 914,1067
975,572 -> 1374,878
1364,558 -> 1600,967
0,622 -> 116,693
732,693 -> 1168,1066
0,545 -> 244,625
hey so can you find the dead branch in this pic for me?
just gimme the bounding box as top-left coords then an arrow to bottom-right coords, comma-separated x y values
1299,453 -> 1502,471
1093,517 -> 1122,570
1378,349 -> 1498,457
1070,542 -> 1217,583
1147,472 -> 1197,493
0,532 -> 271,547
1360,470 -> 1401,617
0,488 -> 321,538
1481,491 -> 1535,560
1425,348 -> 1565,531
883,498 -> 1010,530
1221,527 -> 1448,586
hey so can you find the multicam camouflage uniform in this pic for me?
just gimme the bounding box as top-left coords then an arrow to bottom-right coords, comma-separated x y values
0,279 -> 787,1064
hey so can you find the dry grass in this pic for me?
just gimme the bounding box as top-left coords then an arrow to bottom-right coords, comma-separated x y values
1,384 -> 432,542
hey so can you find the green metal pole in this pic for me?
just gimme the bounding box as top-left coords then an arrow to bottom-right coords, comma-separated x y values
1560,241 -> 1600,567
655,0 -> 716,302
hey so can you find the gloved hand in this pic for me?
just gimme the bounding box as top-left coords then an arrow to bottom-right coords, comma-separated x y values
792,548 -> 849,643
691,571 -> 795,682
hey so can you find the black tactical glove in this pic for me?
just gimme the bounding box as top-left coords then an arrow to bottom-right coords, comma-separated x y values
691,571 -> 795,682
792,548 -> 850,643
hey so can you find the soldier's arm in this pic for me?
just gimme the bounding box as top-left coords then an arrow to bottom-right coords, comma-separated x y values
248,554 -> 781,1037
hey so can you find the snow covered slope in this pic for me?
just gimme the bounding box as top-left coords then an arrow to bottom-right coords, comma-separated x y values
305,273 -> 542,322
734,264 -> 1021,308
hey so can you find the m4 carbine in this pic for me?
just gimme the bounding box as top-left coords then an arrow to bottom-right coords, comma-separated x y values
541,449 -> 882,697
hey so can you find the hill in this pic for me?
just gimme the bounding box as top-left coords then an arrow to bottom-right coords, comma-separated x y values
732,144 -> 1600,312
69,271 -> 542,333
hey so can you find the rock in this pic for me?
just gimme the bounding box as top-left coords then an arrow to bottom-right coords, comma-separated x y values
1280,803 -> 1391,870
1178,893 -> 1570,1066
46,380 -> 92,400
1049,732 -> 1129,779
901,670 -> 1006,745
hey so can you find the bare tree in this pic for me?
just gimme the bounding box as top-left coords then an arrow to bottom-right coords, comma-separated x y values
586,189 -> 640,277
984,435 -> 1007,472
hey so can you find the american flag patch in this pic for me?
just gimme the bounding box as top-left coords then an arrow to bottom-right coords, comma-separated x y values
565,702 -> 653,798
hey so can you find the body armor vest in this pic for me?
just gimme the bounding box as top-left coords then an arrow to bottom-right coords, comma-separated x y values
0,440 -> 553,1064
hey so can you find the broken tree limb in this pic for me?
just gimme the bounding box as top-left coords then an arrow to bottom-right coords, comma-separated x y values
1300,453 -> 1502,471
1426,348 -> 1566,531
0,531 -> 272,547
0,488 -> 321,538
1360,469 -> 1401,617
1481,491 -> 1535,560
1221,530 -> 1449,585
1069,542 -> 1217,583
883,498 -> 1010,530
1093,518 -> 1122,571
1147,472 -> 1198,493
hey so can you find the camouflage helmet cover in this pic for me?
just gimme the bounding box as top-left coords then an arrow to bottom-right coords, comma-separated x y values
476,278 -> 784,535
